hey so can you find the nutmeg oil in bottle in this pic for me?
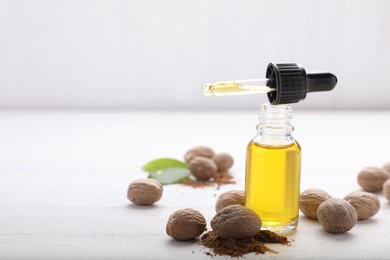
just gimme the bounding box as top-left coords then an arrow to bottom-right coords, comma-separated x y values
245,103 -> 301,235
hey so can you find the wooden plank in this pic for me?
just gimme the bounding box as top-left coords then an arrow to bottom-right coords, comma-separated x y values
0,111 -> 389,259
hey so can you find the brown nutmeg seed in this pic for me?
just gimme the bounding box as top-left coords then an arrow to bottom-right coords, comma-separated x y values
184,146 -> 215,164
212,153 -> 234,172
384,179 -> 390,202
357,167 -> 389,192
127,179 -> 163,206
211,205 -> 262,239
317,198 -> 357,234
166,208 -> 207,241
189,157 -> 217,181
215,190 -> 245,213
300,188 -> 332,220
383,162 -> 390,174
344,191 -> 380,220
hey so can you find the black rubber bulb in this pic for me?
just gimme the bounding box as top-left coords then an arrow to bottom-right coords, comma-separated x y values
307,72 -> 337,93
266,63 -> 337,105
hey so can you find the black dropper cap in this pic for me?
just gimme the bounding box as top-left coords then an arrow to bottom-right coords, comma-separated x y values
266,63 -> 337,105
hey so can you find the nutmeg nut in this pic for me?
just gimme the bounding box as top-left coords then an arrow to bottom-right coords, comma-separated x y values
317,198 -> 357,234
184,146 -> 215,164
384,179 -> 390,202
357,167 -> 389,192
344,191 -> 380,220
166,208 -> 207,241
212,153 -> 234,172
215,190 -> 245,213
383,162 -> 390,174
300,188 -> 332,220
211,205 -> 262,239
189,157 -> 217,181
127,178 -> 163,206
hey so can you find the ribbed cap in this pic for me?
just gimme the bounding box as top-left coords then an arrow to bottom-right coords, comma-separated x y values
266,63 -> 307,105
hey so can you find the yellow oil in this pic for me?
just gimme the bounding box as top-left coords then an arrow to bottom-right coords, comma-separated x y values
203,81 -> 274,96
245,141 -> 301,234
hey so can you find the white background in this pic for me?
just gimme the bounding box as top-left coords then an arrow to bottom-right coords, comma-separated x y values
1,0 -> 390,110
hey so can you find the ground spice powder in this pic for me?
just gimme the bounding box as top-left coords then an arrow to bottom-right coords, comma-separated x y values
201,230 -> 289,257
181,171 -> 236,188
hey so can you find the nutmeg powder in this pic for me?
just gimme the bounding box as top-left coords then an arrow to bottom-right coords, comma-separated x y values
181,171 -> 236,188
201,230 -> 289,257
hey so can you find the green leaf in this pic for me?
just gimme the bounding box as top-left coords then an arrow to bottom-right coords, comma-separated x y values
148,168 -> 190,185
142,158 -> 188,172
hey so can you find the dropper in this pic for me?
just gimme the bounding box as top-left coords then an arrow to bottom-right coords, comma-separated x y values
203,63 -> 337,105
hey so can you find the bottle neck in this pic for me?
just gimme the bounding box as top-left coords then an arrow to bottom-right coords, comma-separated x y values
254,103 -> 294,146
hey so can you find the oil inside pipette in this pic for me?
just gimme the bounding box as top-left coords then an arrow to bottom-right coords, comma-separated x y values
203,81 -> 275,96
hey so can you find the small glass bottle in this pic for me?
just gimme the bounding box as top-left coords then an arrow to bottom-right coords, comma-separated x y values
245,103 -> 301,235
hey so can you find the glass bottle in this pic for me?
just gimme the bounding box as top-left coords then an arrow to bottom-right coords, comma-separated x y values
245,103 -> 301,235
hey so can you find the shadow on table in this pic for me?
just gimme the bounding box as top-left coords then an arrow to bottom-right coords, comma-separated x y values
316,228 -> 355,241
167,237 -> 200,246
356,218 -> 378,225
126,203 -> 160,210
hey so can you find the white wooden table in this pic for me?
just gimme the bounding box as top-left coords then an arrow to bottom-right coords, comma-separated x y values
0,110 -> 389,259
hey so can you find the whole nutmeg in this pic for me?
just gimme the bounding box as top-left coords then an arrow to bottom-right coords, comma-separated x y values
127,178 -> 163,206
384,179 -> 390,202
211,205 -> 261,239
189,157 -> 217,181
300,188 -> 332,220
357,167 -> 389,192
184,146 -> 215,164
344,191 -> 380,220
317,198 -> 358,234
215,190 -> 245,213
383,162 -> 390,174
212,153 -> 234,172
166,208 -> 207,241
